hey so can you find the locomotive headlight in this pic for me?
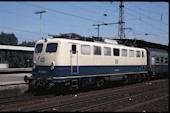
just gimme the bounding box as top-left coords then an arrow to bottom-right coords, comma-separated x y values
32,65 -> 36,70
50,65 -> 54,70
50,61 -> 55,71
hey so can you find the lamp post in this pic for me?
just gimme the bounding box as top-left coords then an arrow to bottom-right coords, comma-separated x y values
34,10 -> 48,39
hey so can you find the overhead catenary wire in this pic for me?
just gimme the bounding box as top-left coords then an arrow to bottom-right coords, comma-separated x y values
0,26 -> 47,35
124,10 -> 168,34
84,2 -> 111,11
0,9 -> 89,32
126,2 -> 168,25
109,2 -> 168,40
0,26 -> 47,42
17,2 -> 116,37
111,2 -> 168,26
128,2 -> 167,15
60,2 -> 103,15
124,7 -> 168,26
17,2 -> 104,24
57,2 -> 114,24
0,2 -> 167,44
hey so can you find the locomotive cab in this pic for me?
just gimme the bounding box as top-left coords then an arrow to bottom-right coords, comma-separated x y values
25,38 -> 60,90
25,38 -> 81,90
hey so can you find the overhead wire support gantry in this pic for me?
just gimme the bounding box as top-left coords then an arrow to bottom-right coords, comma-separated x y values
93,22 -> 120,38
118,1 -> 125,39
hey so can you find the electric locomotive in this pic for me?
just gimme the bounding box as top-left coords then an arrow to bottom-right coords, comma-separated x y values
24,34 -> 149,91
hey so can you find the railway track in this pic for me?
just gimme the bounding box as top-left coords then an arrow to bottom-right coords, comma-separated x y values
73,88 -> 168,112
40,79 -> 168,112
0,78 -> 168,112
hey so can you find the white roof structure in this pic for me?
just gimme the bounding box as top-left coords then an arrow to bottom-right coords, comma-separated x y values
0,45 -> 34,52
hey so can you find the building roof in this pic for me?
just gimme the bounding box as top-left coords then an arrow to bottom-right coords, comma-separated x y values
114,38 -> 168,51
0,45 -> 34,52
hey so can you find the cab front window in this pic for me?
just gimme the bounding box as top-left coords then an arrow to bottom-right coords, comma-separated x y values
35,44 -> 43,53
46,43 -> 58,53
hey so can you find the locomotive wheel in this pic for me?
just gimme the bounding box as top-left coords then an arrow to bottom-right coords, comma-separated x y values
68,79 -> 80,91
96,79 -> 104,88
28,80 -> 38,91
122,76 -> 129,84
69,85 -> 79,91
146,75 -> 151,81
137,78 -> 142,83
137,74 -> 143,83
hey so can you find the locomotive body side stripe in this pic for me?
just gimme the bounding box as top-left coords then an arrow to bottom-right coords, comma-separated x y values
53,71 -> 148,79
33,65 -> 148,79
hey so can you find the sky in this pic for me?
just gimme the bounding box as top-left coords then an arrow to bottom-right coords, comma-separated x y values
0,1 -> 169,45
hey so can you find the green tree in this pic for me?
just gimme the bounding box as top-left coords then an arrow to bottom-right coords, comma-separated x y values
0,32 -> 34,68
0,32 -> 18,45
19,41 -> 35,47
18,41 -> 35,67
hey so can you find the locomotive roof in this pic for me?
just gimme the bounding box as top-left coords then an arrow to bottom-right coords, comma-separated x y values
37,36 -> 146,51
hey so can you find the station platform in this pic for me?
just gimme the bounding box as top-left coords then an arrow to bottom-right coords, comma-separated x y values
0,72 -> 32,98
0,73 -> 31,85
0,68 -> 32,74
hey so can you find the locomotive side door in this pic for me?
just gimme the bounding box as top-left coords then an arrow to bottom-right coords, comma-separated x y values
69,43 -> 79,74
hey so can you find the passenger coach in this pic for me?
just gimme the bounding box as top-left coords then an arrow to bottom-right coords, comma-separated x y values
145,47 -> 168,79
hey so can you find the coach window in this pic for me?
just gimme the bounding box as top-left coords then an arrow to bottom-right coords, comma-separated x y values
136,51 -> 140,57
129,50 -> 134,57
104,47 -> 111,56
94,46 -> 101,55
113,48 -> 119,56
165,57 -> 168,64
35,44 -> 43,53
151,56 -> 155,65
160,57 -> 164,64
155,57 -> 159,65
122,49 -> 127,57
81,45 -> 90,55
46,43 -> 58,53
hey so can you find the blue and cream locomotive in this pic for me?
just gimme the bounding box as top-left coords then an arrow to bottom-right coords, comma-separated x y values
24,34 -> 168,91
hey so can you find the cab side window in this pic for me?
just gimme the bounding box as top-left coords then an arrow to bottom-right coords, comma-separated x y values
81,45 -> 90,55
72,45 -> 76,54
136,50 -> 140,57
113,48 -> 119,56
94,46 -> 101,55
104,47 -> 111,56
122,49 -> 127,57
129,50 -> 134,57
